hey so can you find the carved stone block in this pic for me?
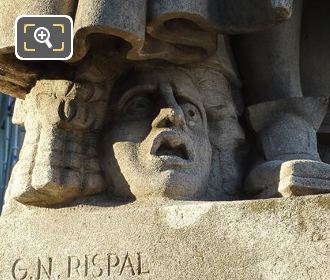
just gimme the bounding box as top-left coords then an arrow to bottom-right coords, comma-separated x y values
1,196 -> 330,279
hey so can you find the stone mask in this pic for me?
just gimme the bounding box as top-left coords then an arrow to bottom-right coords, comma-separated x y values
100,67 -> 212,200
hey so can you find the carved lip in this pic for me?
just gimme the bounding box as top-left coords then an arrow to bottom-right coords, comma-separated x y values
150,130 -> 194,166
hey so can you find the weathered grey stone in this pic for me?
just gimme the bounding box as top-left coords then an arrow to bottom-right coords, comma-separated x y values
232,0 -> 304,104
1,2 -> 330,280
245,160 -> 330,198
230,0 -> 330,198
0,0 -> 293,59
4,57 -> 247,208
245,97 -> 330,197
0,0 -> 293,97
101,67 -> 213,200
278,160 -> 330,196
5,80 -> 112,207
1,195 -> 330,279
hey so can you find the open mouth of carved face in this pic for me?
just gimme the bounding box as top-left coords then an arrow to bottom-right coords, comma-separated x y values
155,139 -> 189,160
150,131 -> 194,163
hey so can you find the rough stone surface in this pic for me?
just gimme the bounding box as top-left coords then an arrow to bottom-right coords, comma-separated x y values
99,62 -> 245,202
1,195 -> 330,280
232,0 -> 330,197
0,0 -> 293,97
1,1 -> 330,280
244,97 -> 330,197
245,160 -> 330,198
5,80 -> 112,207
3,58 -> 247,209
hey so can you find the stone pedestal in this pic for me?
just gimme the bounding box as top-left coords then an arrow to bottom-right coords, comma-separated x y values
1,195 -> 330,280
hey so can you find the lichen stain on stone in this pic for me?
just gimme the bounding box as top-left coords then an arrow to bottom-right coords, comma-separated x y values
296,219 -> 308,233
242,199 -> 279,215
316,195 -> 330,210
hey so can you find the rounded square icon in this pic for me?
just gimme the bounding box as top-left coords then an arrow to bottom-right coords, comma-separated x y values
15,15 -> 73,61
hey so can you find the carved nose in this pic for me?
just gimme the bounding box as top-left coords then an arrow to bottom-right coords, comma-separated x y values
152,83 -> 185,129
152,107 -> 185,128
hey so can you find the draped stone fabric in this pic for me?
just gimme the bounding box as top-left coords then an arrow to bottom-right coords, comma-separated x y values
0,0 -> 293,98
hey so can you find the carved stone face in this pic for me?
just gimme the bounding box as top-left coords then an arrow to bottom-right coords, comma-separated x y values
101,67 -> 212,200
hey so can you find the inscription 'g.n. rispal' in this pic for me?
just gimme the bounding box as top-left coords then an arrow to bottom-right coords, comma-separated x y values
11,252 -> 150,280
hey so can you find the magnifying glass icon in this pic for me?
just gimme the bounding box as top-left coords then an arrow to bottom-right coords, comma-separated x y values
34,27 -> 53,49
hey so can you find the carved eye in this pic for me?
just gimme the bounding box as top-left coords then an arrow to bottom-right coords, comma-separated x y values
188,109 -> 195,118
122,95 -> 153,119
181,102 -> 202,127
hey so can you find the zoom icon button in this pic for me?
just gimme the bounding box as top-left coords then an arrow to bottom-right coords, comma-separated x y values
34,27 -> 53,48
15,15 -> 73,61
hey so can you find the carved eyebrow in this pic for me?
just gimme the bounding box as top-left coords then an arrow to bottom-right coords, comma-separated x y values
116,84 -> 158,112
171,83 -> 202,107
171,83 -> 207,125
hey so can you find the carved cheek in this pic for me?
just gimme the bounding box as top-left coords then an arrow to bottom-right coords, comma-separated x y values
187,119 -> 207,138
109,121 -> 149,144
192,128 -> 211,156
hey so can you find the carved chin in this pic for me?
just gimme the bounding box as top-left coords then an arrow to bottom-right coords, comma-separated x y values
107,140 -> 211,200
159,170 -> 208,199
117,167 -> 208,200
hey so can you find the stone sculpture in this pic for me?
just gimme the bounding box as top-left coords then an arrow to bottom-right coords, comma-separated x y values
0,0 -> 293,97
1,1 -> 330,279
100,61 -> 245,201
233,0 -> 330,197
5,80 -> 110,206
101,65 -> 213,201
0,0 -> 329,209
4,52 -> 246,207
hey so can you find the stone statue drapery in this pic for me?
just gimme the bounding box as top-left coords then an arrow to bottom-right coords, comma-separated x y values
0,0 -> 293,97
